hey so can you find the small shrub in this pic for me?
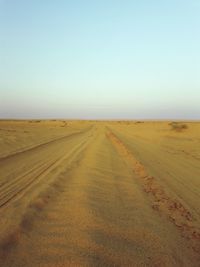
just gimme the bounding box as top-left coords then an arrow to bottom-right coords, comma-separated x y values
169,122 -> 188,132
29,120 -> 41,123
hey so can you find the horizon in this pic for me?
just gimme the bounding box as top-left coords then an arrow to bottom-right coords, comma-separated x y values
0,118 -> 199,122
0,1 -> 200,120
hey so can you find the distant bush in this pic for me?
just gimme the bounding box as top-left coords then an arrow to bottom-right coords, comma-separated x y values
169,122 -> 188,132
28,120 -> 41,123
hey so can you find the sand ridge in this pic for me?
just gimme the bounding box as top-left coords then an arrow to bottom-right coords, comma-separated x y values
106,129 -> 200,254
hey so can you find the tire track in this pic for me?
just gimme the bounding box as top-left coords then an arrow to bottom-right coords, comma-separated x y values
0,133 -> 91,210
106,130 -> 200,254
0,125 -> 92,162
0,126 -> 93,197
0,130 -> 93,260
0,125 -> 198,266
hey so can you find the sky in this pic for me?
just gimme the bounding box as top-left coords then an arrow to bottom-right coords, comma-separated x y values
0,0 -> 200,119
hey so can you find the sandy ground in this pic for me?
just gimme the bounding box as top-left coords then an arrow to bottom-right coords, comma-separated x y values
0,120 -> 199,266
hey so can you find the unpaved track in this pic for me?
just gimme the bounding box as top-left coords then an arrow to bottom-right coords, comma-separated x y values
0,126 -> 93,209
0,123 -> 200,266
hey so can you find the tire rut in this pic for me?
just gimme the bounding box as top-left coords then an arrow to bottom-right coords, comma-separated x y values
0,127 -> 93,209
106,130 -> 200,254
0,129 -> 94,261
0,125 -> 92,162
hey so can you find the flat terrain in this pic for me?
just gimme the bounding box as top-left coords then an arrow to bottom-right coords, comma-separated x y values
0,120 -> 200,266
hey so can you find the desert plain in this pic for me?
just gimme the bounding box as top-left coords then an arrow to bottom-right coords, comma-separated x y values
0,119 -> 199,267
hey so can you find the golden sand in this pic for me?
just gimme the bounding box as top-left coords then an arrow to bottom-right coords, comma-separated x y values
0,120 -> 199,266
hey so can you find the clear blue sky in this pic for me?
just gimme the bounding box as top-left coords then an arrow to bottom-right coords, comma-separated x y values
0,0 -> 199,119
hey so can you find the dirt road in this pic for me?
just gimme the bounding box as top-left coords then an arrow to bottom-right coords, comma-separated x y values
0,121 -> 199,266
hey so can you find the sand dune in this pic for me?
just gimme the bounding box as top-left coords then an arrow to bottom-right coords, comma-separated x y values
0,120 -> 199,266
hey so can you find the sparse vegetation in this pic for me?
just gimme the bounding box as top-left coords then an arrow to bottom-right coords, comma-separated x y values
169,122 -> 188,132
61,121 -> 67,127
28,120 -> 41,123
